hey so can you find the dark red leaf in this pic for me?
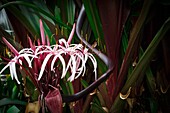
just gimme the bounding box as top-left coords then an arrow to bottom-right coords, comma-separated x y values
97,0 -> 130,103
45,88 -> 63,113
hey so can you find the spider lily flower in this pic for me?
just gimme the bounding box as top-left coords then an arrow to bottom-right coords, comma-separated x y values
0,20 -> 98,113
0,20 -> 97,86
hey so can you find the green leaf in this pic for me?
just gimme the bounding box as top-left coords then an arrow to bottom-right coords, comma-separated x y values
91,102 -> 106,113
60,80 -> 68,95
83,0 -> 105,51
149,98 -> 158,113
0,2 -> 37,37
65,72 -> 74,95
54,6 -> 62,22
11,85 -> 18,99
67,0 -> 75,24
0,1 -> 71,30
0,98 -> 27,107
81,79 -> 89,88
139,48 -> 156,95
123,17 -> 170,92
111,17 -> 170,113
7,105 -> 20,113
116,0 -> 153,95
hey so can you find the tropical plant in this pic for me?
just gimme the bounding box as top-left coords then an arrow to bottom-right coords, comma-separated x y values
0,0 -> 170,113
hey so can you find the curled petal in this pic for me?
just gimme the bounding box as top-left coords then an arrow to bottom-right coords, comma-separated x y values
52,44 -> 58,51
9,63 -> 14,80
9,62 -> 20,84
19,48 -> 33,54
62,58 -> 71,79
35,46 -> 53,55
35,46 -> 43,54
18,54 -> 37,68
87,53 -> 97,80
44,46 -> 53,51
59,39 -> 68,47
51,51 -> 66,78
74,53 -> 86,79
11,62 -> 20,84
67,55 -> 76,82
38,53 -> 53,80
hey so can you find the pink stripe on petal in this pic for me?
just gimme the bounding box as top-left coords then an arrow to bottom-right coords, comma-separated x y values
37,39 -> 41,46
27,35 -> 35,50
27,35 -> 33,46
2,37 -> 19,56
40,19 -> 46,45
67,23 -> 75,45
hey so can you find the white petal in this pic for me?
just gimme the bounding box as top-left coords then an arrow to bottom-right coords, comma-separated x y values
51,51 -> 66,79
35,45 -> 44,54
51,55 -> 58,71
62,57 -> 71,79
19,48 -> 33,54
19,59 -> 22,69
59,39 -> 68,47
67,55 -> 76,82
11,62 -> 20,84
74,53 -> 85,79
9,64 -> 14,80
18,54 -> 38,68
44,45 -> 53,51
51,51 -> 65,71
88,53 -> 97,69
38,53 -> 53,80
35,50 -> 50,56
58,55 -> 66,78
88,53 -> 97,80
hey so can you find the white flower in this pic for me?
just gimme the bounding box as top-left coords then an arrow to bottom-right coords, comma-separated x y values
0,21 -> 97,84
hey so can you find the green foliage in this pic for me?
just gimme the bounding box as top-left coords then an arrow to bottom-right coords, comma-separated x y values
7,105 -> 20,113
0,0 -> 170,113
83,0 -> 105,52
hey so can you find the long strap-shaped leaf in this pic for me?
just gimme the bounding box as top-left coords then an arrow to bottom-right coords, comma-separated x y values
111,17 -> 170,112
0,98 -> 27,107
122,17 -> 170,93
62,5 -> 114,102
0,1 -> 70,30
